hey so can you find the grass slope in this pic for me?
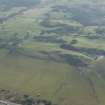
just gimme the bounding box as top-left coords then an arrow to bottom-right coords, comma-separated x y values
0,0 -> 105,105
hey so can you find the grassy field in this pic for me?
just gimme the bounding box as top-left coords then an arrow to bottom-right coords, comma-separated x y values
0,1 -> 105,105
0,50 -> 101,105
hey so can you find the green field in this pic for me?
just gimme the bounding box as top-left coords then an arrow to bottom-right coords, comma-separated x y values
0,0 -> 105,105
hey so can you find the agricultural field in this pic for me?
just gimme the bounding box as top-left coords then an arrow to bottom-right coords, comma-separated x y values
0,0 -> 105,105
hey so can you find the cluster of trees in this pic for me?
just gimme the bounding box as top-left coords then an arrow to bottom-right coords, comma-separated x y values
21,95 -> 52,105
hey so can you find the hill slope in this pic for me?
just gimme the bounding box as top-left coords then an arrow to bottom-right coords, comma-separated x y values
0,0 -> 105,105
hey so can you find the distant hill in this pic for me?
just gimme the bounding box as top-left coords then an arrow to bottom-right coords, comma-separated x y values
0,0 -> 41,10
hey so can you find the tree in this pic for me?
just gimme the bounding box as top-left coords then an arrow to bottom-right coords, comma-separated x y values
22,95 -> 34,105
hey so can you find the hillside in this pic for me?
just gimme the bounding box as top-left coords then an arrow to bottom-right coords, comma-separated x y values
0,0 -> 105,105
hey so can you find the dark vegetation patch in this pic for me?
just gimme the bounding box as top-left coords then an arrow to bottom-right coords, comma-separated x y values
0,36 -> 88,67
40,14 -> 81,35
70,39 -> 78,45
14,49 -> 87,67
60,44 -> 105,56
0,89 -> 55,105
33,36 -> 66,43
59,54 -> 87,67
0,37 -> 87,67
